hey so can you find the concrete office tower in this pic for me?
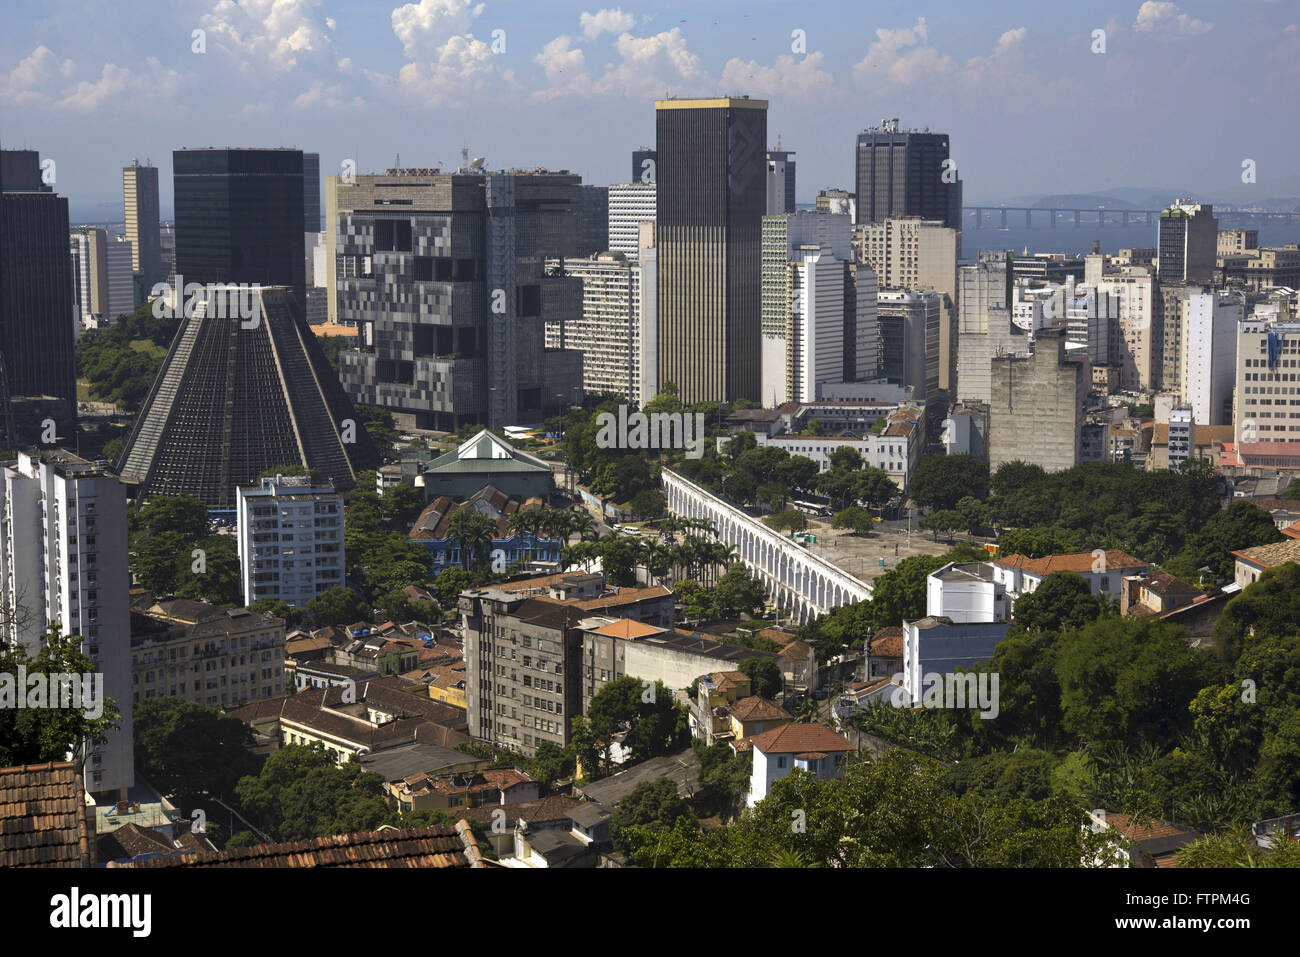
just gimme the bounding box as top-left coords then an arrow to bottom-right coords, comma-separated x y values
0,450 -> 133,798
332,169 -> 584,430
579,185 -> 610,257
656,96 -> 767,404
69,227 -> 135,329
116,286 -> 376,507
1234,317 -> 1300,452
877,289 -> 941,406
854,123 -> 961,231
1182,291 -> 1243,426
122,160 -> 163,289
1158,282 -> 1201,397
1158,199 -> 1217,283
854,218 -> 959,394
766,146 -> 796,214
545,249 -> 653,405
957,250 -> 1023,406
237,475 -> 345,608
786,246 -> 849,403
1020,277 -> 1115,369
303,152 -> 321,232
760,211 -> 870,405
0,149 -> 77,432
173,148 -> 306,308
1096,266 -> 1157,391
608,182 -> 657,259
989,327 -> 1087,473
632,147 -> 657,184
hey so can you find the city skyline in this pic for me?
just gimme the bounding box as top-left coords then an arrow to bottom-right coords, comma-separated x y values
4,1 -> 1300,218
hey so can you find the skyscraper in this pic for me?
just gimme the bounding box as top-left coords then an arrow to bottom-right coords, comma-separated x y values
302,152 -> 321,233
656,96 -> 767,404
172,147 -> 306,307
69,227 -> 134,330
0,148 -> 77,433
766,146 -> 796,214
631,147 -> 657,184
123,160 -> 163,290
1158,199 -> 1217,284
854,123 -> 961,231
333,169 -> 585,430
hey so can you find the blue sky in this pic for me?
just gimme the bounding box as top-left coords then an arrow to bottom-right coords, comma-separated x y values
3,0 -> 1297,218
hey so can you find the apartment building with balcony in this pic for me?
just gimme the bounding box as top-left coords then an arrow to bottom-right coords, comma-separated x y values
236,475 -> 345,608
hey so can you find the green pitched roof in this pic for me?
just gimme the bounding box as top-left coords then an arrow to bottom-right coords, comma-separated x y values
424,430 -> 552,476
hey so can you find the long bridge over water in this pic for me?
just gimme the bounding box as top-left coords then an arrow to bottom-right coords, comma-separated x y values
964,206 -> 1300,230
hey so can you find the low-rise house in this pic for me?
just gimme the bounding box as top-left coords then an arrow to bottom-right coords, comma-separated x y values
865,626 -> 904,679
775,638 -> 817,696
1087,810 -> 1200,868
569,804 -> 612,848
746,723 -> 854,807
96,822 -> 215,866
1231,539 -> 1300,588
229,676 -> 469,765
692,671 -> 752,743
390,768 -> 538,813
1120,569 -> 1202,616
409,483 -> 560,576
994,549 -> 1150,603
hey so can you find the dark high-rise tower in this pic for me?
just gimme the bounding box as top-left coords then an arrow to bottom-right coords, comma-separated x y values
116,285 -> 376,506
123,160 -> 164,290
632,147 -> 657,184
656,96 -> 767,404
854,124 -> 961,230
766,147 -> 796,214
0,148 -> 77,434
303,152 -> 321,233
173,148 -> 306,307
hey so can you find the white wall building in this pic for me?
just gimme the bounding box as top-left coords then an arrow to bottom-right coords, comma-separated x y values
1183,291 -> 1242,426
0,450 -> 134,798
789,245 -> 847,403
927,561 -> 1008,623
742,407 -> 923,484
237,476 -> 345,608
607,183 -> 656,260
746,722 -> 853,807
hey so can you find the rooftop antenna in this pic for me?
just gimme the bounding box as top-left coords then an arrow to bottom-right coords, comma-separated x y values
461,145 -> 469,173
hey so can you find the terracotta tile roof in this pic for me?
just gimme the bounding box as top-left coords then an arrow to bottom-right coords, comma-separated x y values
727,696 -> 792,723
1138,569 -> 1201,599
460,795 -> 580,827
1231,539 -> 1300,569
869,627 -> 904,659
111,823 -> 479,868
748,722 -> 853,756
481,769 -> 533,792
776,639 -> 814,658
703,671 -> 749,692
0,761 -> 93,867
96,822 -> 198,863
995,549 -> 1148,576
588,618 -> 666,640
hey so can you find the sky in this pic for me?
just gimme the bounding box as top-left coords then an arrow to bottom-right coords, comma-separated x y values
3,0 -> 1298,220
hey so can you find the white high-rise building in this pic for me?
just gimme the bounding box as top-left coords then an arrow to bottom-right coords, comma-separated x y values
0,450 -> 134,798
237,476 -> 345,608
545,246 -> 655,405
1183,291 -> 1243,426
608,183 -> 657,259
1233,318 -> 1300,455
1096,266 -> 1157,391
788,245 -> 846,403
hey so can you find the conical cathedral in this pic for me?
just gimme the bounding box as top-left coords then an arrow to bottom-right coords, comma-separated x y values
116,285 -> 378,506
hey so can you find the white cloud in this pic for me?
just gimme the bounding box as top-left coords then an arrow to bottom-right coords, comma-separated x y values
2,47 -> 181,112
532,35 -> 590,99
391,0 -> 485,59
596,27 -> 703,97
1133,2 -> 1212,35
200,0 -> 340,73
718,52 -> 833,100
1,45 -> 75,106
580,9 -> 635,40
961,26 -> 1027,83
387,33 -> 495,103
852,17 -> 955,87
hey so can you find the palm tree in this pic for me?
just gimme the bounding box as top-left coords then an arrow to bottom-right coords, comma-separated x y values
507,509 -> 542,562
569,509 -> 598,543
447,509 -> 495,571
640,540 -> 673,586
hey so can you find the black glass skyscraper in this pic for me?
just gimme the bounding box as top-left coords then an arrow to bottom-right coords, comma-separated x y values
854,126 -> 961,230
656,96 -> 767,404
173,148 -> 306,306
0,148 -> 76,434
